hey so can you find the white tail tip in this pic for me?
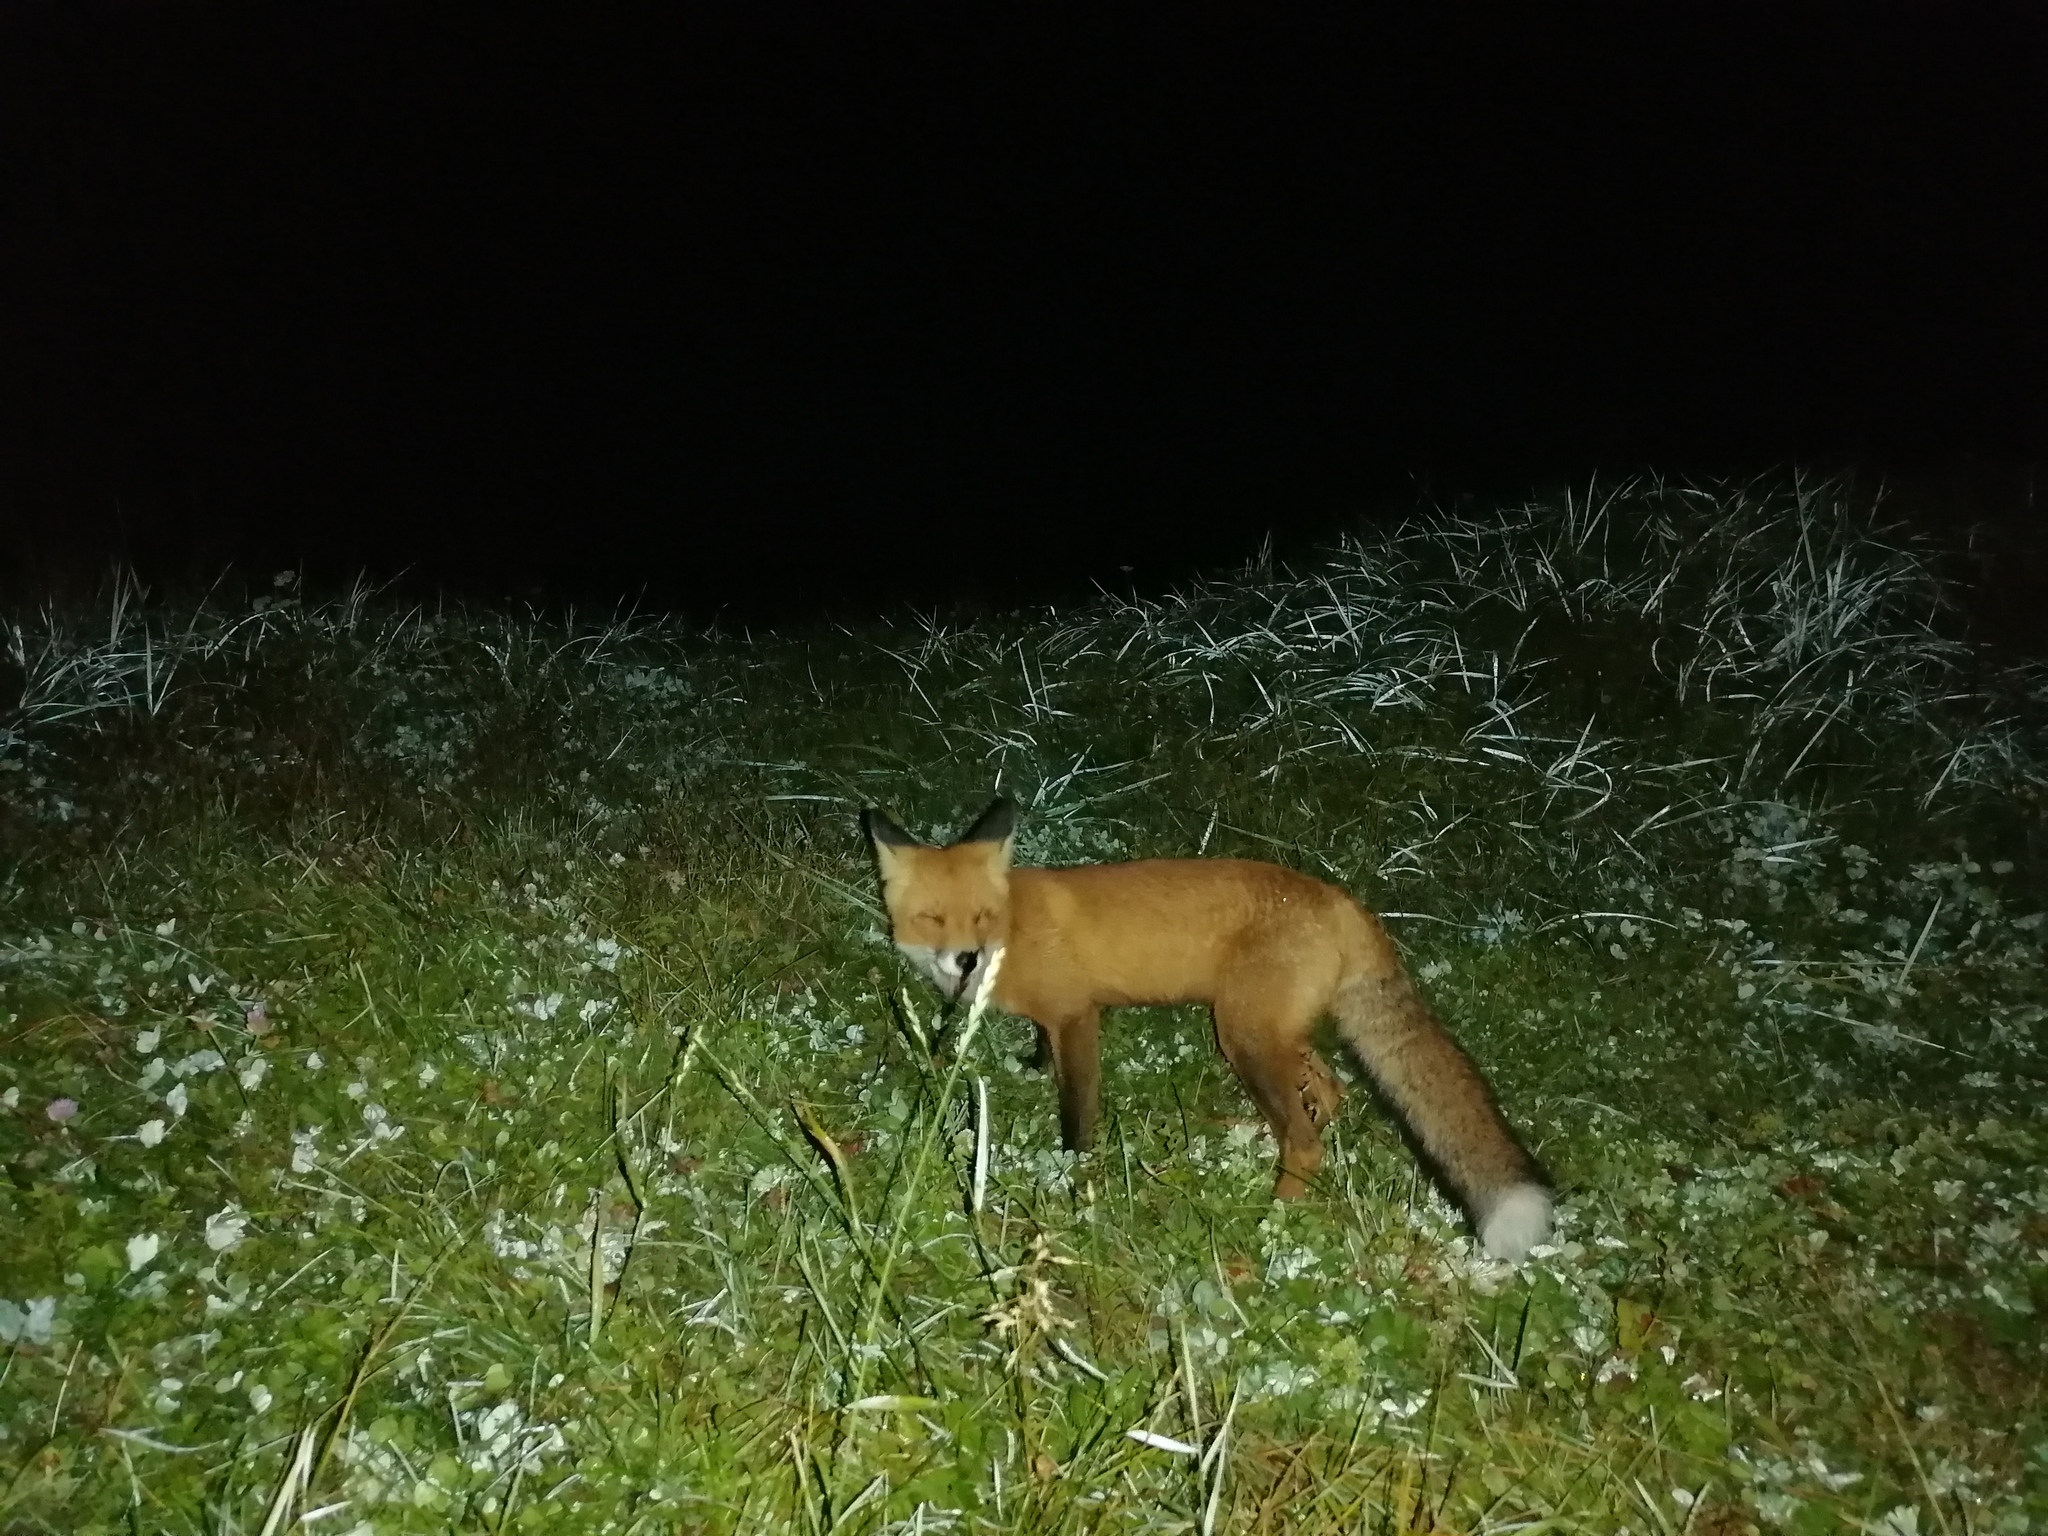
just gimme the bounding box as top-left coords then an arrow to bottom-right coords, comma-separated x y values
1479,1184 -> 1552,1262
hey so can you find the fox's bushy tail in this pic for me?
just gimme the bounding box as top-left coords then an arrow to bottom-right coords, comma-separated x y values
1332,970 -> 1551,1261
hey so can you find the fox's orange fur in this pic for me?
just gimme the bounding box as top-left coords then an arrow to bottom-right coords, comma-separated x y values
867,799 -> 1552,1261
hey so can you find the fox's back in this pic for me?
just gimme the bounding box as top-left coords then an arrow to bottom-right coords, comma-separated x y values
1001,858 -> 1371,1010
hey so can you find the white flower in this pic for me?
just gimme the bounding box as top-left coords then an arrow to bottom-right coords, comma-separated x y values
477,1399 -> 521,1446
204,1204 -> 250,1252
0,1297 -> 57,1345
165,1083 -> 189,1118
362,1104 -> 402,1142
126,1232 -> 162,1272
135,1029 -> 161,1055
238,1057 -> 268,1090
173,1049 -> 226,1078
578,998 -> 613,1025
1,1087 -> 16,1110
248,1382 -> 273,1413
137,1119 -> 167,1148
139,1058 -> 167,1090
154,918 -> 177,937
417,1062 -> 438,1087
290,1128 -> 321,1173
305,1051 -> 323,1070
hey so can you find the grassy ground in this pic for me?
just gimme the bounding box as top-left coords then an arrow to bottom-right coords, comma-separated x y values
2,476 -> 2044,1535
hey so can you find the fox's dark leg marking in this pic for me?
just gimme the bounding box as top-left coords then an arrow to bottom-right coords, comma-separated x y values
1297,1049 -> 1345,1130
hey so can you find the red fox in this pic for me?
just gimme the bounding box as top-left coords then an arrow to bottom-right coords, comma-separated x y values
866,798 -> 1552,1261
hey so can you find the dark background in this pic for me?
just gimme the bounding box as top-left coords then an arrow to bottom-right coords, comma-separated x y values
2,4 -> 2044,622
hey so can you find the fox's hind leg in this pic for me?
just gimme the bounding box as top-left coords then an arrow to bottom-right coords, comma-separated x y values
1214,976 -> 1332,1199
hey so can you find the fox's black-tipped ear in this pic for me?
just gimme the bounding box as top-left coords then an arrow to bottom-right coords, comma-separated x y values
865,808 -> 919,849
956,797 -> 1017,847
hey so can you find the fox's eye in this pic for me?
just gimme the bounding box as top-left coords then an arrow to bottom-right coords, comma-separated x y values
914,913 -> 941,925
973,910 -> 994,925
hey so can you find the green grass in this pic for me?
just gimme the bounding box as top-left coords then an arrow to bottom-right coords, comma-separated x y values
2,475 -> 2043,1534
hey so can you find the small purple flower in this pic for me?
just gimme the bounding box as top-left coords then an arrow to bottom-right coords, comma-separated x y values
46,1098 -> 78,1123
244,1001 -> 273,1036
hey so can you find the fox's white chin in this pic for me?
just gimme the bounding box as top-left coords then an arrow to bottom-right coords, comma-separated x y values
895,943 -> 972,1001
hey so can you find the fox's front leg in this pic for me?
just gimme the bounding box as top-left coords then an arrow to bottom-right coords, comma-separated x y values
1040,1008 -> 1103,1152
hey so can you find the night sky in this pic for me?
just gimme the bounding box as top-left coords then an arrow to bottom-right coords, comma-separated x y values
2,5 -> 2044,621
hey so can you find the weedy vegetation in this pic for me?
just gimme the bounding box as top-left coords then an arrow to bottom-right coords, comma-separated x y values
2,476 -> 2044,1534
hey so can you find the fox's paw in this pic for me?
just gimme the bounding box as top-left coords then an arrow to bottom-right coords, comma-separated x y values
1272,1168 -> 1310,1200
1478,1183 -> 1552,1263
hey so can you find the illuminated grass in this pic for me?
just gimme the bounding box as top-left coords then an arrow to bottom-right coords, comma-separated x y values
1,477 -> 2043,1534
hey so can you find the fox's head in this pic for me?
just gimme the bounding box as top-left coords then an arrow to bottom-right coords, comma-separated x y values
865,798 -> 1015,1002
